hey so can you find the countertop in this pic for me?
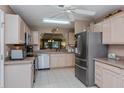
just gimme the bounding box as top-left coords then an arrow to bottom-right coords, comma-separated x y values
35,51 -> 75,55
94,58 -> 124,69
5,57 -> 35,65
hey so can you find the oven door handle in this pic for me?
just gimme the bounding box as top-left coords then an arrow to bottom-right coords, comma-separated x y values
75,64 -> 87,70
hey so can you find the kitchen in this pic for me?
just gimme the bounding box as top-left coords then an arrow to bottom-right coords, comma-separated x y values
1,5 -> 124,88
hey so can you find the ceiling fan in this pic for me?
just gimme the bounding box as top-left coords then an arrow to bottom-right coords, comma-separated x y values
51,26 -> 59,33
49,5 -> 96,21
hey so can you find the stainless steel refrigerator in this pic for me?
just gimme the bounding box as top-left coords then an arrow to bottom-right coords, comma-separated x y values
75,31 -> 108,87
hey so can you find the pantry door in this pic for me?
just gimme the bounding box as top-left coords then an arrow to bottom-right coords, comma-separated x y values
0,10 -> 4,88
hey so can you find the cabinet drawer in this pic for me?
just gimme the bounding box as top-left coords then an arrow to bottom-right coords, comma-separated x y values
120,69 -> 124,76
120,77 -> 124,88
95,65 -> 102,73
95,78 -> 102,87
102,63 -> 121,74
95,61 -> 103,67
95,73 -> 102,81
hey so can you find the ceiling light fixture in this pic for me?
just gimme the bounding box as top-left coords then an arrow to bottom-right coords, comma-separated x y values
42,18 -> 70,24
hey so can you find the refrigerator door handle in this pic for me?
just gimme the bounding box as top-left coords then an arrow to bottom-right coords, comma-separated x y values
75,64 -> 87,70
75,57 -> 87,61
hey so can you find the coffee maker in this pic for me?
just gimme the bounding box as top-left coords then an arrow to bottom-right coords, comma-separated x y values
26,45 -> 34,57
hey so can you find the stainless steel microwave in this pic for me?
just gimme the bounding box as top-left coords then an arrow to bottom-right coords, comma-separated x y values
10,49 -> 26,60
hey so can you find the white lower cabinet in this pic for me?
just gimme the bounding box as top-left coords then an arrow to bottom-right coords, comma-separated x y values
50,54 -> 75,68
66,54 -> 75,67
95,61 -> 124,88
5,62 -> 34,88
95,62 -> 103,87
102,69 -> 121,88
120,77 -> 124,87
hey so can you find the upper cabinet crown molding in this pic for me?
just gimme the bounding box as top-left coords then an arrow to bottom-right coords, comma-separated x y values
5,14 -> 30,44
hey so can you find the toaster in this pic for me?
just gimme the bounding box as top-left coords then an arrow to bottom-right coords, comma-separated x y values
108,53 -> 116,59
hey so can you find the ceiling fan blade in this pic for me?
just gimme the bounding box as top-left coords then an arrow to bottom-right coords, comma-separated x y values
66,12 -> 75,22
73,9 -> 96,16
57,5 -> 71,9
49,11 -> 65,18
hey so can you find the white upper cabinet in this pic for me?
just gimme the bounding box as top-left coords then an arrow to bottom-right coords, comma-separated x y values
68,31 -> 75,45
20,18 -> 25,43
94,22 -> 102,32
5,14 -> 28,44
74,20 -> 89,34
95,12 -> 124,44
102,19 -> 111,44
25,23 -> 30,33
31,31 -> 39,45
110,13 -> 124,44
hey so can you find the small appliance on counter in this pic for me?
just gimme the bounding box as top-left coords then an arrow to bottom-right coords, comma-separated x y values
10,46 -> 26,60
26,45 -> 34,57
108,53 -> 116,59
25,32 -> 32,45
108,53 -> 124,61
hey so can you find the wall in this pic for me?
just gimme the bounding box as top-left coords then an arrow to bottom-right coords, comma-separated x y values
0,5 -> 15,58
108,45 -> 124,56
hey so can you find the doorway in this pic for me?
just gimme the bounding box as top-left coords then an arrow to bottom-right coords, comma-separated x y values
0,10 -> 5,88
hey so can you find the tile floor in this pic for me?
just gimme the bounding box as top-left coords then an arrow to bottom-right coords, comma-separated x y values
33,68 -> 97,88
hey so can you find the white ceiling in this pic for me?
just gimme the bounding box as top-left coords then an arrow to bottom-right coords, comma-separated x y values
10,5 -> 123,29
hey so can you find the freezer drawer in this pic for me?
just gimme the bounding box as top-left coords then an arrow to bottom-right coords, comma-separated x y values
38,54 -> 50,69
75,64 -> 88,86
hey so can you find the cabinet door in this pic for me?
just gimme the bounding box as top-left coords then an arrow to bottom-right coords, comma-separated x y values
19,18 -> 25,43
95,62 -> 103,87
68,32 -> 75,45
66,54 -> 75,67
5,64 -> 33,88
5,14 -> 19,44
102,19 -> 111,44
32,31 -> 39,45
111,13 -> 124,44
50,54 -> 75,68
26,25 -> 30,33
50,54 -> 56,68
27,27 -> 30,33
94,22 -> 102,32
50,54 -> 59,68
102,69 -> 121,88
120,77 -> 124,88
58,54 -> 65,67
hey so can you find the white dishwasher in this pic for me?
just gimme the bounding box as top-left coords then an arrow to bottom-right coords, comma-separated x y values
38,54 -> 50,70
